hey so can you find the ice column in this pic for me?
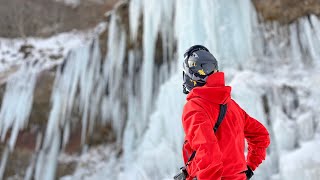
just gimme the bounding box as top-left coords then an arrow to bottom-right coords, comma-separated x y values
0,65 -> 38,179
0,66 -> 37,150
123,0 -> 175,155
174,0 -> 257,69
101,11 -> 127,143
34,39 -> 103,180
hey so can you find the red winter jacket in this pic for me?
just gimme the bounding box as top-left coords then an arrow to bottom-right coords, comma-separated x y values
182,72 -> 270,180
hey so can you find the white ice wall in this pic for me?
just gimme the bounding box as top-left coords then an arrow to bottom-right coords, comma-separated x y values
122,1 -> 320,180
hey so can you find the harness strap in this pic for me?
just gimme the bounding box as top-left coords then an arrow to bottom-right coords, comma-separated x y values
186,104 -> 227,165
214,104 -> 228,132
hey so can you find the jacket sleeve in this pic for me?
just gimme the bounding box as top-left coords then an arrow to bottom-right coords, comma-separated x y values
243,110 -> 270,171
182,103 -> 223,180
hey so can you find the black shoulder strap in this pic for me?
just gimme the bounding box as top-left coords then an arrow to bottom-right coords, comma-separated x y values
213,104 -> 227,132
186,104 -> 228,165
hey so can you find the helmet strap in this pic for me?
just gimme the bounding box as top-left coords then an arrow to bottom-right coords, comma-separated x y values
182,84 -> 189,94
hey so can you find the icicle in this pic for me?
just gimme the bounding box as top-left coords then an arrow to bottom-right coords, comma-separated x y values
78,40 -> 102,145
289,23 -> 303,66
102,11 -> 127,143
24,133 -> 42,180
35,130 -> 60,180
0,146 -> 9,178
129,0 -> 142,41
310,15 -> 320,43
33,37 -> 104,180
0,64 -> 39,180
0,66 -> 37,150
302,17 -> 319,63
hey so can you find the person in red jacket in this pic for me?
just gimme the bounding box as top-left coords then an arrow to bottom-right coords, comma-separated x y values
181,45 -> 270,180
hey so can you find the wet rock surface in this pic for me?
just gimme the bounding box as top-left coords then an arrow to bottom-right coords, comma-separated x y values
0,143 -> 77,179
0,0 -> 119,38
252,0 -> 320,24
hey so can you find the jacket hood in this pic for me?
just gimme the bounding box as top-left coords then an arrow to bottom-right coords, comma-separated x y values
186,72 -> 231,104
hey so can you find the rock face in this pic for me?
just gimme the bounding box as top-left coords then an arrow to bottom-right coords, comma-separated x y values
252,0 -> 320,24
0,0 -> 118,37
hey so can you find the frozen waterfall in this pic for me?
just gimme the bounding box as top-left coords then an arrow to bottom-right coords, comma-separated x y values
1,0 -> 320,180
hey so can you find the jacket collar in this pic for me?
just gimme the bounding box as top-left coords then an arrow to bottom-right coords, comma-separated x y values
205,72 -> 225,87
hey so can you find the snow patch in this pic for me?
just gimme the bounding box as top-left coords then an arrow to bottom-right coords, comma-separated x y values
0,31 -> 90,76
60,145 -> 121,180
280,140 -> 320,180
55,0 -> 81,8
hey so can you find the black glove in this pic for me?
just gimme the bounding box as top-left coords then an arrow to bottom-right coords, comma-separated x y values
245,165 -> 254,180
173,167 -> 188,180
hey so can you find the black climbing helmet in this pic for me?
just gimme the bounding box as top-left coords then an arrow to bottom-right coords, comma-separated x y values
182,45 -> 218,94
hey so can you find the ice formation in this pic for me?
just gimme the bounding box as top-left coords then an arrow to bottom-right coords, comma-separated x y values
0,66 -> 38,178
1,0 -> 320,180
